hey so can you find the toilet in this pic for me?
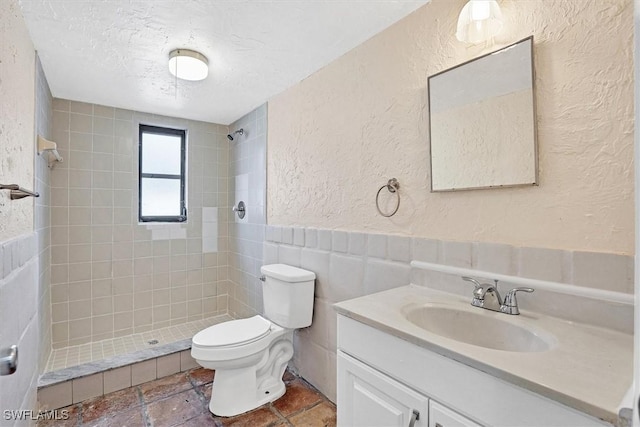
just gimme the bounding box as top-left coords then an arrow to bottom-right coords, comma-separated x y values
191,264 -> 316,417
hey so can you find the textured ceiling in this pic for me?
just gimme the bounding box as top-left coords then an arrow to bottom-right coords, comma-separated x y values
19,0 -> 429,124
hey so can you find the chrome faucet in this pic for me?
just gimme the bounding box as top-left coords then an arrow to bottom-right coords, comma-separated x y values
501,287 -> 534,315
462,276 -> 533,315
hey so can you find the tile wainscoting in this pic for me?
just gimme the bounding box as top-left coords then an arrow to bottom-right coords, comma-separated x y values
263,226 -> 634,401
0,233 -> 40,425
38,348 -> 200,411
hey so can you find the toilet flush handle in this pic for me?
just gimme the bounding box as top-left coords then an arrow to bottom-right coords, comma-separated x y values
259,275 -> 266,282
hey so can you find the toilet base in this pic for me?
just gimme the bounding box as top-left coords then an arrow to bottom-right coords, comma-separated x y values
209,368 -> 287,416
205,334 -> 294,417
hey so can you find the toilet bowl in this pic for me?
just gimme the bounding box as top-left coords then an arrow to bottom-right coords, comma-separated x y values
191,264 -> 315,417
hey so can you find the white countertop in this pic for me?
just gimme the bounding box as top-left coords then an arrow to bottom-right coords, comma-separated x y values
334,285 -> 633,424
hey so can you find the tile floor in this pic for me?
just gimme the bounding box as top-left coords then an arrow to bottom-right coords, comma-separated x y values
37,368 -> 336,427
46,315 -> 232,372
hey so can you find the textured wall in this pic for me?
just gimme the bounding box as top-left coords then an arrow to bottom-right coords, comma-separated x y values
0,0 -> 36,240
267,0 -> 634,254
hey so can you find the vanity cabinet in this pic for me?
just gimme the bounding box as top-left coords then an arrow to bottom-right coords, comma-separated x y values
339,350 -> 479,427
338,351 -> 430,427
428,401 -> 480,427
337,315 -> 609,427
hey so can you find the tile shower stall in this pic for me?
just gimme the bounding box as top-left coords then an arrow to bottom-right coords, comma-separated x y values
41,100 -> 267,374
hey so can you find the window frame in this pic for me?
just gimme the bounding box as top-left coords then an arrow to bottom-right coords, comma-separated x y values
138,124 -> 187,223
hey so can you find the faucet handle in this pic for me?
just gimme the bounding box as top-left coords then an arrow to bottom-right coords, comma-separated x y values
462,276 -> 486,307
502,287 -> 534,315
462,276 -> 482,290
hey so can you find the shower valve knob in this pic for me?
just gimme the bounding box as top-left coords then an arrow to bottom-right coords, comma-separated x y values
232,201 -> 246,219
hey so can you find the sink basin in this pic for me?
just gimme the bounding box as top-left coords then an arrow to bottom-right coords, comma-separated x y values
404,305 -> 555,352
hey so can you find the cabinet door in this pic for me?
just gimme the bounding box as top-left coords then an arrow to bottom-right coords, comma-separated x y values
429,401 -> 481,427
338,351 -> 429,427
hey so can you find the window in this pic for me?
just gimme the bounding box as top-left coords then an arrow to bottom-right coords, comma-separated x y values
138,125 -> 186,222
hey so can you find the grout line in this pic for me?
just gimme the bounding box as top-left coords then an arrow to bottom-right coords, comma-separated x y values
76,402 -> 84,426
136,387 -> 152,427
269,403 -> 290,426
280,397 -> 325,421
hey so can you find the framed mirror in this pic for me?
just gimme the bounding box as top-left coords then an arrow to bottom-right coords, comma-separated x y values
428,36 -> 537,192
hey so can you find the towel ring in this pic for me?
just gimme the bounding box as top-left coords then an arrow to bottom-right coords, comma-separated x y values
376,178 -> 400,217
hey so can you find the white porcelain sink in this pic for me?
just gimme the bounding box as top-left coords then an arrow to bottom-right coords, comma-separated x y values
404,305 -> 556,352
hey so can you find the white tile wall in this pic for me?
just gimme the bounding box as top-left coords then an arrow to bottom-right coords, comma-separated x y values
227,105 -> 267,318
282,227 -> 293,245
263,225 -> 635,403
571,251 -> 634,293
328,254 -> 365,303
304,228 -> 318,249
412,238 -> 439,263
387,235 -> 411,263
474,242 -> 514,274
49,99 -> 230,347
293,228 -> 305,247
347,232 -> 366,256
517,247 -> 564,282
0,234 -> 40,421
366,233 -> 387,259
363,259 -> 411,295
331,231 -> 348,253
300,249 -> 331,300
441,240 -> 472,268
278,245 -> 302,267
317,230 -> 332,251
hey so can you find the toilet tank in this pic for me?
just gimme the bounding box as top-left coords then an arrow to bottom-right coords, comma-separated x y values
261,264 -> 316,328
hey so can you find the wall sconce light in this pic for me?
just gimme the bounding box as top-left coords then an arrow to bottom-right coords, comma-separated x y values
168,49 -> 209,81
455,0 -> 503,44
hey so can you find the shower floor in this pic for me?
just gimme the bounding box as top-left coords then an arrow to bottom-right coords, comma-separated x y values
45,315 -> 232,372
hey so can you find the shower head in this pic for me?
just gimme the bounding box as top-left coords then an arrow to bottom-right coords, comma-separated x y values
227,128 -> 244,141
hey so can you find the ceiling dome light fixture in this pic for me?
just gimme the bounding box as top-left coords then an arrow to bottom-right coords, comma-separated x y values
456,0 -> 503,44
168,49 -> 209,81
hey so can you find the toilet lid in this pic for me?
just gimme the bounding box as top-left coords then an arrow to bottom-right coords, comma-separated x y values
192,315 -> 272,348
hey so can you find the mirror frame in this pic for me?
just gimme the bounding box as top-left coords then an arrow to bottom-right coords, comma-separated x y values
428,36 -> 538,192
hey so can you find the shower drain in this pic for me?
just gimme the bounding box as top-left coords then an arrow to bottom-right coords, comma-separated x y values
147,339 -> 159,345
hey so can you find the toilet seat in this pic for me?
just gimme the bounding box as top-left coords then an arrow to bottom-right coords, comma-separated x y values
193,315 -> 272,348
191,315 -> 286,363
